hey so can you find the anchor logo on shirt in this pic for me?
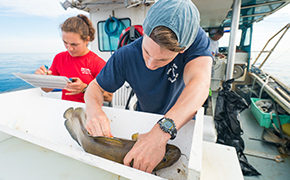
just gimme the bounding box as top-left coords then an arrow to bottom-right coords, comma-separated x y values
167,63 -> 179,83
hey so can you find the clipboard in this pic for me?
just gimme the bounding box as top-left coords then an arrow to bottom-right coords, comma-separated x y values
13,73 -> 71,89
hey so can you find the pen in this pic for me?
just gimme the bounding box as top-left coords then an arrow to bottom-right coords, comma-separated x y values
69,78 -> 77,82
44,65 -> 49,75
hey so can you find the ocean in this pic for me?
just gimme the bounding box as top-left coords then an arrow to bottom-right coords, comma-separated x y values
0,53 -> 55,93
0,53 -> 289,94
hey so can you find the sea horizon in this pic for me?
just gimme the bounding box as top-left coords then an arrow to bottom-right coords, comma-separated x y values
0,53 -> 56,93
0,52 -> 289,94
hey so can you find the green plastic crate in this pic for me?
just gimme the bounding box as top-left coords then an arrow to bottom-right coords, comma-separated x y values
250,98 -> 290,128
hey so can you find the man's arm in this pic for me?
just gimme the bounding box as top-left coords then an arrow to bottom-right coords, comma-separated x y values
123,56 -> 212,173
164,56 -> 212,129
84,79 -> 113,137
103,91 -> 113,102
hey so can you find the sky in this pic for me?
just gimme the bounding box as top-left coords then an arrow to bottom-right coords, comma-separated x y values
0,0 -> 290,55
0,0 -> 88,54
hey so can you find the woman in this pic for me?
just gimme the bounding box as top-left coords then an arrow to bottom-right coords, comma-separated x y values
35,14 -> 112,103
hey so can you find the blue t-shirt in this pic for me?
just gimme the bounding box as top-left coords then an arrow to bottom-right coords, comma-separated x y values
97,27 -> 212,115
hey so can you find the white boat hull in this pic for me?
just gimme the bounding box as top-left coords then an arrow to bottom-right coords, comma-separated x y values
0,88 -> 243,180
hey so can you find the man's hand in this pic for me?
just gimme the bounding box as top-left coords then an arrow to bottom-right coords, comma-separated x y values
85,108 -> 113,137
84,80 -> 113,137
217,53 -> 225,59
123,124 -> 170,173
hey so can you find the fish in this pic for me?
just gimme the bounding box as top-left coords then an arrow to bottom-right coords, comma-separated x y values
63,107 -> 181,171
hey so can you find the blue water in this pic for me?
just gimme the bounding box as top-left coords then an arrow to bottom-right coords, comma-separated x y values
253,51 -> 290,88
0,53 -> 289,93
0,53 -> 55,93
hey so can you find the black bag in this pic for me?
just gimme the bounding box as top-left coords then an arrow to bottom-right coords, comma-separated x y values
214,79 -> 261,176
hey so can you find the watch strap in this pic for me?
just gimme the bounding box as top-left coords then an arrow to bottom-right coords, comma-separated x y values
82,84 -> 88,93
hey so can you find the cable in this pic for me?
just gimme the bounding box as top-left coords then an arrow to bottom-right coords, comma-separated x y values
117,26 -> 142,49
259,74 -> 270,99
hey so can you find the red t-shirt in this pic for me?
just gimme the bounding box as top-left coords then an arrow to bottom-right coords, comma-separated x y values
50,51 -> 106,103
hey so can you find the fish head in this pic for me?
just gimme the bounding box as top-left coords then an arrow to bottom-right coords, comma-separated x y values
154,144 -> 181,171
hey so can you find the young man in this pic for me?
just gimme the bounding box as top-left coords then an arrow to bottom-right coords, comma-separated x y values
85,0 -> 213,173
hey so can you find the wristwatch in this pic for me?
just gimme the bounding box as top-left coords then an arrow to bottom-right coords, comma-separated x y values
157,117 -> 177,140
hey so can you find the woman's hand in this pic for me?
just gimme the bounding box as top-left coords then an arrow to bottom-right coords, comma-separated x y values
34,65 -> 53,92
65,78 -> 87,95
34,65 -> 52,75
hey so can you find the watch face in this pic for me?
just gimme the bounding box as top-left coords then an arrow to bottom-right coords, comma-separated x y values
158,117 -> 177,140
163,120 -> 173,130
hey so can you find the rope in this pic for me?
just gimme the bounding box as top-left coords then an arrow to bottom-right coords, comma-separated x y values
105,17 -> 120,54
259,74 -> 270,99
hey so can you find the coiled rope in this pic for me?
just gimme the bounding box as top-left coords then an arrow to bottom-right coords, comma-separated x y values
105,17 -> 120,54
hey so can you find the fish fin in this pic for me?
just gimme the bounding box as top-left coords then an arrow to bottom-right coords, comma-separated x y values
91,136 -> 125,147
131,133 -> 139,141
64,119 -> 81,146
63,107 -> 74,119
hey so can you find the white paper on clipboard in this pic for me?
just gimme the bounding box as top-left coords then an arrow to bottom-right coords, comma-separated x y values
13,73 -> 71,89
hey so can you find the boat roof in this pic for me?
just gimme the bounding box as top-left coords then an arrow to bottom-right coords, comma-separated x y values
219,0 -> 290,28
72,0 -> 290,29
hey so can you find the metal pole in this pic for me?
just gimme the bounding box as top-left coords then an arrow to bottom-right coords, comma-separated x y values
253,23 -> 290,66
226,0 -> 241,80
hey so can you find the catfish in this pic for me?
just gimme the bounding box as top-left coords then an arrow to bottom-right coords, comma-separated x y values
63,107 -> 181,171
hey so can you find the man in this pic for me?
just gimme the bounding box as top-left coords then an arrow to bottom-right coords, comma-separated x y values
85,0 -> 212,173
209,27 -> 225,58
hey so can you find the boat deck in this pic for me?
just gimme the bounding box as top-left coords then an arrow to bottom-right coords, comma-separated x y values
241,108 -> 290,180
210,90 -> 290,179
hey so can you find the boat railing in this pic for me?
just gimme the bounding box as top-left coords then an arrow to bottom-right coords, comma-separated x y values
249,70 -> 290,114
248,23 -> 290,114
252,23 -> 290,69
